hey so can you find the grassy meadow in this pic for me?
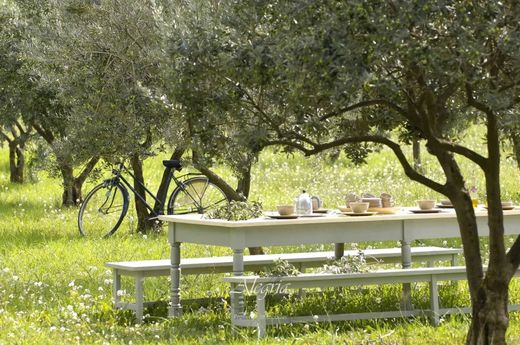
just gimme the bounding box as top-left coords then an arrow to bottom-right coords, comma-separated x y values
1,128 -> 520,344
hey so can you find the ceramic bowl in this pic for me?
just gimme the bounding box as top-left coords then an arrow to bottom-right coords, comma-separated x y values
277,205 -> 295,216
361,197 -> 382,208
349,202 -> 370,214
417,200 -> 436,210
440,200 -> 453,206
501,201 -> 513,207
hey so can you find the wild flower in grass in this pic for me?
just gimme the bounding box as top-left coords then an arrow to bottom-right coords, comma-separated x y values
68,281 -> 75,287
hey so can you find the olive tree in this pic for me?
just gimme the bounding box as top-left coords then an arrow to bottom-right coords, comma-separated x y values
0,0 -> 33,183
214,1 -> 520,344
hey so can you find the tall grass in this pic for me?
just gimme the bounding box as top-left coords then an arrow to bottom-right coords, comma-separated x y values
1,131 -> 520,344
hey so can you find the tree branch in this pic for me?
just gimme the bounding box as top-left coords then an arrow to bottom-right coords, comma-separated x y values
506,235 -> 520,279
435,139 -> 487,168
318,99 -> 407,122
75,156 -> 100,187
33,123 -> 55,144
267,135 -> 447,194
0,130 -> 13,143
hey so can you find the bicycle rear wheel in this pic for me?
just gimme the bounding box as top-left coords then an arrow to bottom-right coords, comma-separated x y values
78,182 -> 129,238
167,176 -> 228,215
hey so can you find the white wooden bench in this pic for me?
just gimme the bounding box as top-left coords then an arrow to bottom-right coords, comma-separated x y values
105,246 -> 461,322
224,266 -> 520,338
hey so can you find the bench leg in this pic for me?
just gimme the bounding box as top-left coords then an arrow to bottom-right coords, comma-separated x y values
451,254 -> 458,266
170,241 -> 182,317
334,243 -> 345,259
400,240 -> 413,310
135,274 -> 144,323
257,291 -> 267,338
113,269 -> 121,308
232,248 -> 245,317
429,275 -> 440,326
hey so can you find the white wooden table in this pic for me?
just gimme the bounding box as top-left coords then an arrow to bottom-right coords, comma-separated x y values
160,208 -> 520,317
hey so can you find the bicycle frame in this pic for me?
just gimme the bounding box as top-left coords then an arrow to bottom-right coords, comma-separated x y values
105,163 -> 203,217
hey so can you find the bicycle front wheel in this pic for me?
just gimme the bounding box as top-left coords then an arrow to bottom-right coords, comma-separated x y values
167,176 -> 228,215
78,182 -> 129,238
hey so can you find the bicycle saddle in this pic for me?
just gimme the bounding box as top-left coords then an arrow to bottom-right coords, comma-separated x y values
163,160 -> 182,170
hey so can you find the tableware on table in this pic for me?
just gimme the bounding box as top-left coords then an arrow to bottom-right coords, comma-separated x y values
296,190 -> 312,215
300,213 -> 326,218
277,205 -> 295,216
469,186 -> 478,208
409,209 -> 442,214
369,207 -> 399,214
416,200 -> 436,210
484,205 -> 516,211
440,200 -> 453,206
313,208 -> 329,214
361,197 -> 382,208
337,205 -> 351,213
349,202 -> 370,214
345,192 -> 359,205
437,204 -> 455,209
501,200 -> 513,208
341,211 -> 376,217
380,192 -> 395,208
265,212 -> 300,219
311,196 -> 322,211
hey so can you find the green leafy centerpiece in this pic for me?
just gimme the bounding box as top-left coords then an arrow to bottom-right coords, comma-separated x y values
205,201 -> 263,221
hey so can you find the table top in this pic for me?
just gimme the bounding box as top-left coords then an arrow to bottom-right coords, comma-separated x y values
159,207 -> 520,228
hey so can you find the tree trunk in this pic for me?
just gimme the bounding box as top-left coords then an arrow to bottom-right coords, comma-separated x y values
130,154 -> 153,233
464,112 -> 510,345
60,164 -> 82,207
58,156 -> 99,207
236,164 -> 252,199
8,142 -> 24,183
153,148 -> 185,214
466,278 -> 509,345
511,133 -> 520,170
412,139 -> 422,172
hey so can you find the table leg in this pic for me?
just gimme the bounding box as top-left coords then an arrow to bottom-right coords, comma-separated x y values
135,274 -> 144,323
170,241 -> 182,317
400,240 -> 413,310
334,243 -> 345,259
231,248 -> 245,317
113,269 -> 121,308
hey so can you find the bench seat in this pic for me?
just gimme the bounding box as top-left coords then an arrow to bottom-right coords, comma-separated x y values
224,266 -> 520,338
105,246 -> 462,322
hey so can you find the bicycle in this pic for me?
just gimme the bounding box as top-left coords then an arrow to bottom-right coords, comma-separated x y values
78,159 -> 228,238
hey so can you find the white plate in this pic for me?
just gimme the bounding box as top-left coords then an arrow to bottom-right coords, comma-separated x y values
409,209 -> 442,214
265,212 -> 299,219
341,212 -> 377,217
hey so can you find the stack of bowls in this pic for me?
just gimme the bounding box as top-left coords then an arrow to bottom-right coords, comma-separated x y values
362,197 -> 382,209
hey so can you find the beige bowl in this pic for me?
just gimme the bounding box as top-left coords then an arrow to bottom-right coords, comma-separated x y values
277,205 -> 295,216
417,200 -> 436,210
440,200 -> 453,206
501,200 -> 513,207
349,202 -> 369,214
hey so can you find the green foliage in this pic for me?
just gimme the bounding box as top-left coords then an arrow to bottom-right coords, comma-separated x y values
319,251 -> 369,275
206,200 -> 263,221
259,259 -> 300,277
